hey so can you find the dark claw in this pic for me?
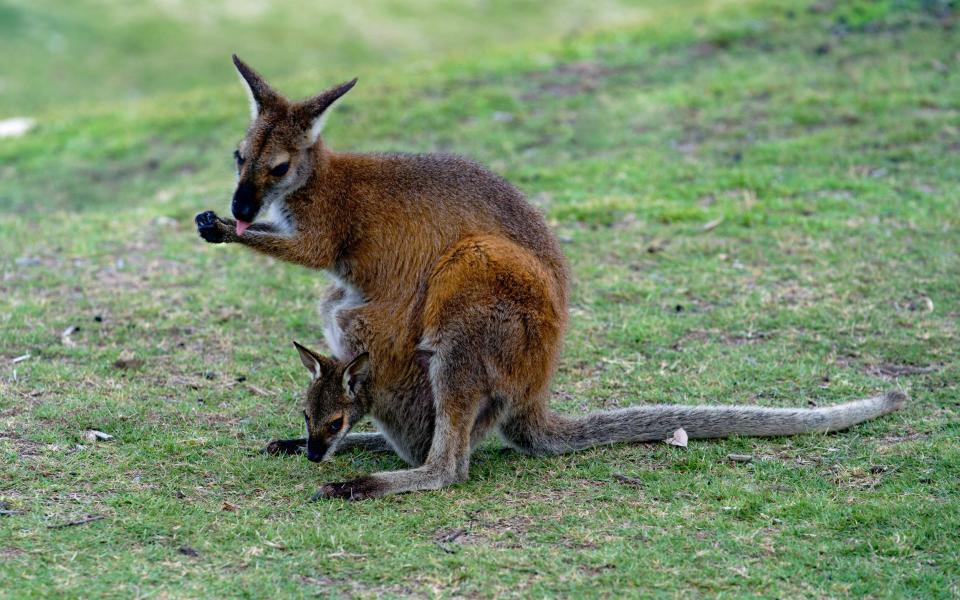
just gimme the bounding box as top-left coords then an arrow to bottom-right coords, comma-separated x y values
195,211 -> 224,243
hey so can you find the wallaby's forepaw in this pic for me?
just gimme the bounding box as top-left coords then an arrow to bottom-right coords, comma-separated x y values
195,210 -> 226,244
262,439 -> 304,456
312,477 -> 383,501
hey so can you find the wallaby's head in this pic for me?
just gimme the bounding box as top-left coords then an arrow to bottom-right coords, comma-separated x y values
292,341 -> 370,462
230,55 -> 357,235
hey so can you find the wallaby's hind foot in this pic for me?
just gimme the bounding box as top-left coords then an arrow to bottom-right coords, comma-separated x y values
313,464 -> 464,501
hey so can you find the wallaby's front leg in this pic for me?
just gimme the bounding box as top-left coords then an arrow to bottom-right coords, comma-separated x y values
263,437 -> 306,456
336,432 -> 395,454
264,433 -> 392,457
195,211 -> 322,267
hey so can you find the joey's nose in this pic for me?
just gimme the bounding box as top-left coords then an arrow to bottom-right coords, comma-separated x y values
231,180 -> 259,223
306,442 -> 325,463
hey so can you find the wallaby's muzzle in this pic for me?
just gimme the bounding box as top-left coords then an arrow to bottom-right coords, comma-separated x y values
231,179 -> 259,233
306,441 -> 327,463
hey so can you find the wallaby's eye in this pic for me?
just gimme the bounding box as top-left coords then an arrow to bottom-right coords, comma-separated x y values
270,162 -> 290,177
327,416 -> 343,435
234,150 -> 245,166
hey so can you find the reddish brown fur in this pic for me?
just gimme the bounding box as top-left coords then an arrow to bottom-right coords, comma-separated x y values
198,58 -> 905,500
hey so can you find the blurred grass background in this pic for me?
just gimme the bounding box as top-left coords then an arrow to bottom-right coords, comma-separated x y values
1,1 -> 958,597
0,0 -> 703,115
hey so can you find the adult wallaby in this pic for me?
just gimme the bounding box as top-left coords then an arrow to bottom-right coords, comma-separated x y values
196,56 -> 906,500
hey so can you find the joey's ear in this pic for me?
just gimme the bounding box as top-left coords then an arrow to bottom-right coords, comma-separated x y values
295,77 -> 358,144
342,352 -> 370,398
232,54 -> 281,120
293,341 -> 329,380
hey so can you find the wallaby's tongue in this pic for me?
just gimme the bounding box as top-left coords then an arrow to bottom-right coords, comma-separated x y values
236,220 -> 251,236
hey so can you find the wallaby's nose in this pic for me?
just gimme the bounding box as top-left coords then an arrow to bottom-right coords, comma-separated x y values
306,450 -> 323,463
231,180 -> 259,223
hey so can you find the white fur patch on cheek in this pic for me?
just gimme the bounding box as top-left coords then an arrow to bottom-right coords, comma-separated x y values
321,426 -> 349,461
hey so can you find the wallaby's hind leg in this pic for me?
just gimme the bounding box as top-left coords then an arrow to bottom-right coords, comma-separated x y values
315,348 -> 483,500
499,404 -> 566,456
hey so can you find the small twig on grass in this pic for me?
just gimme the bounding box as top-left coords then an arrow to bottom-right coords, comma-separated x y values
47,514 -> 105,529
701,217 -> 724,232
245,383 -> 273,397
727,454 -> 753,463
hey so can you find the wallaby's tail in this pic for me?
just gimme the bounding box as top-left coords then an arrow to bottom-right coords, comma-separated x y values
502,391 -> 907,456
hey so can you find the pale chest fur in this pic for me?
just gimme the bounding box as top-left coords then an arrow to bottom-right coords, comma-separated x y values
320,274 -> 365,363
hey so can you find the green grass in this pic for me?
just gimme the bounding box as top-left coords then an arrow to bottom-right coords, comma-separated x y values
2,0 -> 959,597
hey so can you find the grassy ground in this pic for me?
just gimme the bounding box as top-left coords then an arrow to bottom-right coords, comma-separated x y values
2,0 -> 959,597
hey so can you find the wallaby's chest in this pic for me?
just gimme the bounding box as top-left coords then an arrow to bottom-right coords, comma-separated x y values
319,276 -> 365,362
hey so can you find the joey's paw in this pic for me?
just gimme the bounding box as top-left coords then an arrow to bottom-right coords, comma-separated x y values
311,477 -> 383,501
195,211 -> 225,243
262,439 -> 304,456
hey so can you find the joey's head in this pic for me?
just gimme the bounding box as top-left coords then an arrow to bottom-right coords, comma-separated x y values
230,55 -> 357,235
293,341 -> 370,463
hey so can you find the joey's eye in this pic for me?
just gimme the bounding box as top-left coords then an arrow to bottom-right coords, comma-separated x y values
270,162 -> 290,177
234,150 -> 245,166
327,416 -> 343,435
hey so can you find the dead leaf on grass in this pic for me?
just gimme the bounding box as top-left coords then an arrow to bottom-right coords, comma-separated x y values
222,501 -> 240,512
665,428 -> 688,448
82,430 -> 114,443
60,326 -> 78,347
701,217 -> 724,232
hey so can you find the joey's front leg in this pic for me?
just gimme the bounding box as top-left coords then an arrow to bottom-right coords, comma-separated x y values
263,437 -> 306,456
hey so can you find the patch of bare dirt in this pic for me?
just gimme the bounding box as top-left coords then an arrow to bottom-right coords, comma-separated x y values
0,431 -> 46,457
878,427 -> 930,447
673,328 -> 772,351
823,463 -> 903,490
0,547 -> 25,559
520,61 -> 638,101
864,362 -> 938,379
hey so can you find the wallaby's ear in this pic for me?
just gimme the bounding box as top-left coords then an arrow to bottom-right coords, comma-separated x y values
295,77 -> 358,144
342,352 -> 370,398
232,54 -> 281,120
293,341 -> 328,380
